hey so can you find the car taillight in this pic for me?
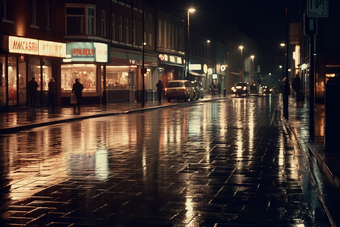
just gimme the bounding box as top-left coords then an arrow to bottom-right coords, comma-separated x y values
184,88 -> 187,92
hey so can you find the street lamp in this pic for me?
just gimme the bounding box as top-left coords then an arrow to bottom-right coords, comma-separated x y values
239,45 -> 244,81
186,8 -> 195,79
250,55 -> 255,84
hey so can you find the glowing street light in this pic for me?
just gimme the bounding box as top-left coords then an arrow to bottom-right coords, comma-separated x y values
239,46 -> 244,81
186,8 -> 196,79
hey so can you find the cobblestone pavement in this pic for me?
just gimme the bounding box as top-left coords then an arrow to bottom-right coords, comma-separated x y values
0,94 -> 334,226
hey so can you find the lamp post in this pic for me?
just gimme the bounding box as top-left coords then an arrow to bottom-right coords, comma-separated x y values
239,45 -> 244,81
186,8 -> 195,79
250,55 -> 255,84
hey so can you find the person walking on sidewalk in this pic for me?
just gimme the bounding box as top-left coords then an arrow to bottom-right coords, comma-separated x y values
292,73 -> 303,101
48,78 -> 56,109
72,78 -> 84,111
156,80 -> 163,104
27,76 -> 38,109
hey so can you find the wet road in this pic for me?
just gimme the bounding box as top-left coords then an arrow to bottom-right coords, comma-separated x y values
0,94 -> 331,226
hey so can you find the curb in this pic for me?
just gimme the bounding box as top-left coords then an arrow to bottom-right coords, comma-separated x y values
283,119 -> 336,227
0,97 -> 227,135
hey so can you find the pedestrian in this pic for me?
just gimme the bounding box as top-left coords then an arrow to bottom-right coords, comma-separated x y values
156,79 -> 163,104
292,73 -> 303,101
281,77 -> 290,118
27,76 -> 38,109
48,78 -> 56,109
72,78 -> 84,111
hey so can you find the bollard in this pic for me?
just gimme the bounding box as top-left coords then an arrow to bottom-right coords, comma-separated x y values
325,79 -> 340,152
102,90 -> 107,105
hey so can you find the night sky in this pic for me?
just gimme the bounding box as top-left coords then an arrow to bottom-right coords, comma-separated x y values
150,0 -> 299,85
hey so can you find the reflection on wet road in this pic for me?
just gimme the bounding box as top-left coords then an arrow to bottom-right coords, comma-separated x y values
0,94 -> 331,226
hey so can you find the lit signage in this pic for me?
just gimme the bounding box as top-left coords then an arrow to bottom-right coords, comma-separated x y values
9,36 -> 66,57
212,73 -> 218,79
39,40 -> 66,58
65,42 -> 108,63
203,64 -> 208,74
221,65 -> 227,72
208,68 -> 213,74
189,64 -> 201,70
94,43 -> 108,63
158,54 -> 183,65
9,36 -> 39,55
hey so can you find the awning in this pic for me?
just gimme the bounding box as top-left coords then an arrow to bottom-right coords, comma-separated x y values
189,72 -> 206,77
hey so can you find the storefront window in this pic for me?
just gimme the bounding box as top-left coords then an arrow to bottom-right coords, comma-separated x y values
61,64 -> 97,93
145,69 -> 152,89
0,56 -> 6,106
106,66 -> 134,89
42,59 -> 52,91
29,58 -> 41,91
8,56 -> 17,105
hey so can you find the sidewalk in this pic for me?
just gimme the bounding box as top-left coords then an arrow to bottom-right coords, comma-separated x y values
0,94 -> 227,134
286,97 -> 340,191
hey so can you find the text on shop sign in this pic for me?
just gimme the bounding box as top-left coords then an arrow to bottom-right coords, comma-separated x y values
9,37 -> 39,55
72,48 -> 95,56
8,36 -> 66,57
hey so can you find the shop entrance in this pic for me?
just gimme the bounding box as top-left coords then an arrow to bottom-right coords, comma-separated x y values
8,56 -> 17,106
18,61 -> 27,106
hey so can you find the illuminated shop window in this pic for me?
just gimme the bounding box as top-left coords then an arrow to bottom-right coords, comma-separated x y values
61,64 -> 97,93
29,58 -> 52,92
106,66 -> 136,89
0,57 -> 6,106
8,56 -> 17,105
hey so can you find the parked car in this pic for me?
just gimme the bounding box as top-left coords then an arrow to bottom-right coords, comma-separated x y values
165,80 -> 195,102
197,81 -> 205,99
231,82 -> 250,96
190,81 -> 204,100
262,86 -> 273,94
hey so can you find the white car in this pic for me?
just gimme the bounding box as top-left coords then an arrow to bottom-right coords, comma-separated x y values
165,80 -> 195,102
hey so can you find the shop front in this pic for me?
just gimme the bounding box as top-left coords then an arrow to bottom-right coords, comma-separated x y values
0,36 -> 66,109
61,42 -> 108,105
158,53 -> 185,87
109,48 -> 158,103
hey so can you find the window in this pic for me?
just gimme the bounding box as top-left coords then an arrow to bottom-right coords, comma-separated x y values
133,20 -> 136,45
168,23 -> 171,49
149,33 -> 152,47
164,21 -> 167,49
125,18 -> 129,43
45,1 -> 50,29
101,10 -> 106,37
61,64 -> 97,93
1,0 -> 13,21
158,20 -> 161,47
88,6 -> 95,35
66,6 -> 85,34
65,4 -> 96,35
111,14 -> 115,40
149,13 -> 152,24
119,16 -> 122,42
31,0 -> 37,26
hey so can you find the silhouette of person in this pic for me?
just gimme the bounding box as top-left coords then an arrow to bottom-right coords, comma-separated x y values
27,76 -> 38,108
72,78 -> 84,110
48,78 -> 56,109
292,73 -> 303,101
156,80 -> 163,104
